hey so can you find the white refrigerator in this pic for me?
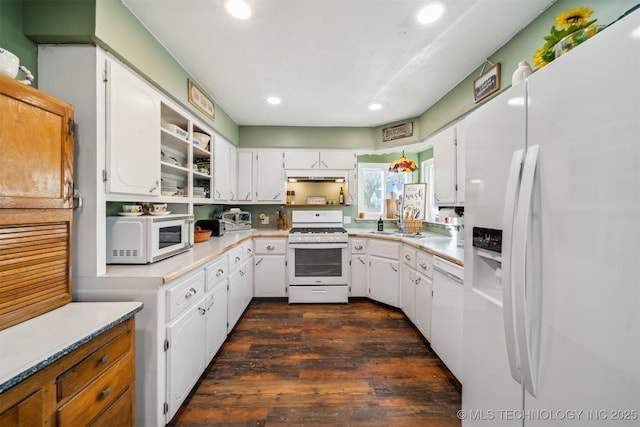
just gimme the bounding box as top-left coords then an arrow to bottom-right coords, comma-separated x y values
462,10 -> 640,426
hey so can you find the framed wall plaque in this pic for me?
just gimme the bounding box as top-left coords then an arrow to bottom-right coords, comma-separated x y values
188,79 -> 215,120
473,63 -> 501,103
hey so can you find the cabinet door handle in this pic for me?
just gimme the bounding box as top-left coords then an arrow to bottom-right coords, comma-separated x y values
99,355 -> 109,365
216,268 -> 224,277
239,269 -> 245,276
311,160 -> 319,168
255,258 -> 263,266
273,193 -> 280,200
266,245 -> 275,250
358,257 -> 366,265
320,160 -> 328,168
354,245 -> 363,250
390,265 -> 398,272
149,180 -> 159,193
185,287 -> 197,299
99,387 -> 111,399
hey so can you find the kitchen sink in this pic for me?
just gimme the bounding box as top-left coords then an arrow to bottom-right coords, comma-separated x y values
368,230 -> 424,238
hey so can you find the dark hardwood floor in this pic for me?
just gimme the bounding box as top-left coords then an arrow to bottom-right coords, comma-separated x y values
168,299 -> 462,426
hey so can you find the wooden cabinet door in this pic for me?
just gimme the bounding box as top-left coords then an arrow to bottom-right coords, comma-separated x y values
0,74 -> 74,209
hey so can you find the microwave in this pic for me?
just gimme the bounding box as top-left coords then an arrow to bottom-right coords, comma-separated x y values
106,214 -> 194,264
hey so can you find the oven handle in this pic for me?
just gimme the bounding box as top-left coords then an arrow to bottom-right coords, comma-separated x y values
288,243 -> 348,249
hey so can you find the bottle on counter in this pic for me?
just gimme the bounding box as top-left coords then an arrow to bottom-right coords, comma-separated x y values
290,190 -> 295,204
377,217 -> 384,231
339,187 -> 345,204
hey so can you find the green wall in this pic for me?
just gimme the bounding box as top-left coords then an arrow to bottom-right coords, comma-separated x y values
3,0 -> 637,149
0,0 -> 38,81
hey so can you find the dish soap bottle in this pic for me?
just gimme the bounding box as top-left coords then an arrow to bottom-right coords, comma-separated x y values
377,217 -> 384,231
339,187 -> 345,204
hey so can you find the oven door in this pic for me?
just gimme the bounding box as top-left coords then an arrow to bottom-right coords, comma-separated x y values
150,217 -> 194,262
288,242 -> 348,285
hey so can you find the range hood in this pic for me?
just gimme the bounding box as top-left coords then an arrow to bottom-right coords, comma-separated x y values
285,169 -> 348,182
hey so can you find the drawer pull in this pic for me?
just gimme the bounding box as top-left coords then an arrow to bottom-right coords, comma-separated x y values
405,254 -> 412,261
198,307 -> 206,315
99,355 -> 109,365
99,387 -> 111,399
216,268 -> 224,277
390,265 -> 398,272
419,262 -> 428,269
255,258 -> 263,266
266,245 -> 275,250
354,245 -> 363,250
247,248 -> 252,254
185,288 -> 197,299
234,256 -> 241,262
358,257 -> 366,265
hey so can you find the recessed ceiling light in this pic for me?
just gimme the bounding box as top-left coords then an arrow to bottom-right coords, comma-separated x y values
225,0 -> 252,20
417,2 -> 445,25
267,96 -> 281,105
368,103 -> 382,111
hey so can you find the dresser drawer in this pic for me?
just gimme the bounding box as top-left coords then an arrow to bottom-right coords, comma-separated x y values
166,269 -> 206,320
254,238 -> 287,254
57,325 -> 132,401
57,354 -> 134,426
89,386 -> 133,427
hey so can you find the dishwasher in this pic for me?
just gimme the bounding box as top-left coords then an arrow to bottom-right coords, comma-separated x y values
431,256 -> 464,383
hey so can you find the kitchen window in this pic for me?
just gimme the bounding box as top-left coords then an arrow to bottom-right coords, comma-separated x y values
357,163 -> 414,220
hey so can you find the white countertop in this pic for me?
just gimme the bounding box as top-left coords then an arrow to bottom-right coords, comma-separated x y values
102,228 -> 462,286
0,301 -> 143,393
347,229 -> 464,266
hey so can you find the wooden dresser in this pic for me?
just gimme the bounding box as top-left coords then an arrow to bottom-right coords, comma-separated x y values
0,75 -> 141,426
0,73 -> 75,330
0,302 -> 141,426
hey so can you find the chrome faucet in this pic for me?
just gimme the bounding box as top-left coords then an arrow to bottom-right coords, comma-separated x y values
396,195 -> 405,233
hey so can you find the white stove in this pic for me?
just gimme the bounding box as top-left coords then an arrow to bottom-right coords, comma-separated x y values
287,210 -> 349,304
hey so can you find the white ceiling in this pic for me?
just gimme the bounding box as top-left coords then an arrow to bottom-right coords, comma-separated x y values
122,0 -> 555,127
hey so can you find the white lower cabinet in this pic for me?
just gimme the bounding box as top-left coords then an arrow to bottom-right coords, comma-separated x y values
165,270 -> 207,422
349,238 -> 368,297
254,238 -> 287,297
415,271 -> 433,341
204,256 -> 229,362
400,263 -> 418,323
368,240 -> 400,307
227,241 -> 254,333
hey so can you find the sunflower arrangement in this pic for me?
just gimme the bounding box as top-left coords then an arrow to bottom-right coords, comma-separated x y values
533,6 -> 597,69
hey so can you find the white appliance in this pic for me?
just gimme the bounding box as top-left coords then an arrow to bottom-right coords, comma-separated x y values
431,256 -> 464,382
288,210 -> 349,303
462,11 -> 640,426
106,214 -> 194,264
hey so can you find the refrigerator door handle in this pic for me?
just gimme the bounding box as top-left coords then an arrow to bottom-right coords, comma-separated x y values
501,148 -> 524,384
513,144 -> 540,397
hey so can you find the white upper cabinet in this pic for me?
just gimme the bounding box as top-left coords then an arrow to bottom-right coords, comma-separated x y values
284,150 -> 356,170
432,122 -> 464,206
235,150 -> 253,202
106,58 -> 161,195
255,150 -> 285,202
213,135 -> 235,201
